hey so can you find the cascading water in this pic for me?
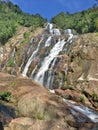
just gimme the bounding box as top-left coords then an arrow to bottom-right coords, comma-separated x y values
23,23 -> 73,88
45,36 -> 52,47
22,37 -> 43,77
46,58 -> 57,89
22,23 -> 98,127
34,39 -> 66,86
63,99 -> 98,123
11,48 -> 16,64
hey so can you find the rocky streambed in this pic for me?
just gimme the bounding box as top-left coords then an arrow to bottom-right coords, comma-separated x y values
0,72 -> 97,130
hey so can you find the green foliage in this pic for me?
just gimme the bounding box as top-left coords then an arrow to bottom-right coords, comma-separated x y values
23,32 -> 30,39
0,91 -> 11,102
51,7 -> 98,34
7,58 -> 14,67
95,17 -> 98,31
79,95 -> 85,103
9,81 -> 16,88
0,1 -> 47,44
92,91 -> 98,100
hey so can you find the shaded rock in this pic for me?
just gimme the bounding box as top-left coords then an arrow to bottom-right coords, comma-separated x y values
0,121 -> 4,130
55,89 -> 91,105
55,89 -> 81,101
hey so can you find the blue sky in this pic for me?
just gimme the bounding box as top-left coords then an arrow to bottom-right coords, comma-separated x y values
10,0 -> 96,20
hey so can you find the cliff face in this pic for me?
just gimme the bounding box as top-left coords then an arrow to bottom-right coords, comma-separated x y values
0,72 -> 78,130
68,33 -> 98,108
0,26 -> 98,129
0,25 -> 98,109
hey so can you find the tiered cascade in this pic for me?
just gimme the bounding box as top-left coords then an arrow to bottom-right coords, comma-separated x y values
22,23 -> 73,89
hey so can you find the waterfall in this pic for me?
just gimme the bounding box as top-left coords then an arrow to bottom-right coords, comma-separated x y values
22,37 -> 43,77
34,39 -> 66,86
21,23 -> 98,127
47,23 -> 61,35
46,58 -> 57,89
23,23 -> 73,89
63,99 -> 98,123
67,29 -> 73,43
33,27 -> 73,88
47,23 -> 53,34
45,36 -> 52,47
11,48 -> 16,64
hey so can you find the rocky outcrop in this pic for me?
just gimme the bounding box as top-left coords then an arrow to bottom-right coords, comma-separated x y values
0,72 -> 78,130
0,22 -> 98,128
68,33 -> 98,108
5,117 -> 77,130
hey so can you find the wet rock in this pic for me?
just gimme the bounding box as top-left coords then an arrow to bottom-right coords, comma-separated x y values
55,89 -> 81,101
55,89 -> 90,105
79,122 -> 94,130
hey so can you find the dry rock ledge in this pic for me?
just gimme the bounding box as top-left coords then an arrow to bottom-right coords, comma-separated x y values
0,72 -> 79,130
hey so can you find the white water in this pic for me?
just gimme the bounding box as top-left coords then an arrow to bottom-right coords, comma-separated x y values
45,36 -> 52,47
34,27 -> 73,87
11,48 -> 16,64
67,29 -> 73,43
47,23 -> 61,35
52,28 -> 61,35
46,58 -> 57,89
47,23 -> 53,34
22,37 -> 43,77
34,39 -> 66,85
11,48 -> 15,58
63,99 -> 98,123
30,65 -> 38,78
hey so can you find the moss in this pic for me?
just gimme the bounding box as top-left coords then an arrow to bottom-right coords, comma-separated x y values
7,58 -> 14,67
23,32 -> 30,39
79,95 -> 85,103
96,32 -> 98,36
9,81 -> 16,88
58,72 -> 63,78
92,91 -> 98,101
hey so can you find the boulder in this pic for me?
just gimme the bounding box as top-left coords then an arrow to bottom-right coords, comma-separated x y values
6,117 -> 77,130
0,72 -> 77,130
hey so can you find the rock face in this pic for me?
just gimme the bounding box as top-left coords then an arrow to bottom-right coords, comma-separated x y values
0,25 -> 98,129
0,72 -> 78,130
68,33 -> 98,108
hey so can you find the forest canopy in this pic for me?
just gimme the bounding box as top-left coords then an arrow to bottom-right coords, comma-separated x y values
0,0 -> 47,44
51,7 -> 98,34
0,0 -> 98,44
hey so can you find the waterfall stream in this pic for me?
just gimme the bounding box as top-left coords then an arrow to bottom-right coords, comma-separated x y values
22,37 -> 43,77
22,23 -> 98,127
23,23 -> 73,87
32,24 -> 73,88
34,39 -> 66,86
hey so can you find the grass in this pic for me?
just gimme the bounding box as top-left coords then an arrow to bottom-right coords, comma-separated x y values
7,58 -> 14,67
79,95 -> 85,103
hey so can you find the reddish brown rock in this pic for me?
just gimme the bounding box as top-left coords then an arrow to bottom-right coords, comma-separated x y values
68,33 -> 98,109
0,72 -> 77,130
55,89 -> 90,106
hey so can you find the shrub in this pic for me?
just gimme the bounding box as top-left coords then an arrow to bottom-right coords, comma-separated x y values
7,58 -> 14,67
79,95 -> 85,103
0,91 -> 11,102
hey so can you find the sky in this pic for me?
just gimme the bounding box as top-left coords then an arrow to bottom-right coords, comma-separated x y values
10,0 -> 96,20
